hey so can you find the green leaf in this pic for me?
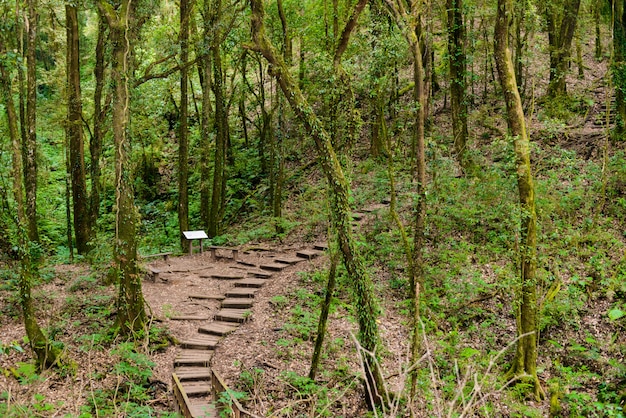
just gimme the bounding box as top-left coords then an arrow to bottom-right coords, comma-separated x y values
608,308 -> 625,321
460,347 -> 480,359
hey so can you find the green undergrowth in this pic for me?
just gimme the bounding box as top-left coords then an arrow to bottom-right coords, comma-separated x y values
237,143 -> 626,415
0,264 -> 173,417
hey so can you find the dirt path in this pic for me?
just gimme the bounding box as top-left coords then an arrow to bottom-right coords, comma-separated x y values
142,245 -> 326,416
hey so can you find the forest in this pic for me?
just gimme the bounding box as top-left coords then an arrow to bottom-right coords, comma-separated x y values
1,0 -> 626,416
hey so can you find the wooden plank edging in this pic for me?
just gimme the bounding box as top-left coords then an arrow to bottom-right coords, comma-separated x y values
212,369 -> 261,418
172,373 -> 194,418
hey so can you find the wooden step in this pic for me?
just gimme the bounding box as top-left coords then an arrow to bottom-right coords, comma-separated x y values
175,367 -> 213,381
174,350 -> 213,367
189,293 -> 225,301
247,269 -> 273,278
225,288 -> 257,298
313,243 -> 328,251
221,298 -> 254,309
236,260 -> 257,267
181,382 -> 211,396
189,403 -> 217,418
181,335 -> 221,350
206,272 -> 245,280
296,249 -> 323,259
214,308 -> 250,323
170,315 -> 210,321
234,278 -> 267,288
274,256 -> 303,265
198,321 -> 239,336
259,263 -> 288,271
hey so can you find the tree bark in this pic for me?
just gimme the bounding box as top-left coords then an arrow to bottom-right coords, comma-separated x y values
198,0 -> 214,231
545,0 -> 581,97
0,39 -> 59,369
209,17 -> 227,238
277,0 -> 292,65
309,251 -> 339,380
90,11 -> 108,232
24,0 -> 39,243
249,0 -> 387,407
383,0 -> 428,404
614,0 -> 626,136
178,0 -> 190,248
97,0 -> 146,337
446,0 -> 471,173
66,4 -> 91,254
494,0 -> 545,400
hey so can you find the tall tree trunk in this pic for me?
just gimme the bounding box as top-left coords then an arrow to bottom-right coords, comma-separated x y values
545,0 -> 581,97
205,0 -> 229,238
614,0 -> 626,136
383,0 -> 428,406
595,4 -> 602,60
90,11 -> 108,232
66,4 -> 91,254
178,0 -> 190,248
249,0 -> 388,408
446,0 -> 471,173
97,0 -> 146,337
494,0 -> 545,400
277,0 -> 292,65
24,0 -> 39,243
198,0 -> 214,231
209,27 -> 227,238
0,40 -> 59,369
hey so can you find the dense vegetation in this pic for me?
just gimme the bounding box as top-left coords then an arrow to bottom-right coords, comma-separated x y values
1,0 -> 626,416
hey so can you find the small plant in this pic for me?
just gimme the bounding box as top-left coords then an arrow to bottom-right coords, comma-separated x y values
270,295 -> 288,309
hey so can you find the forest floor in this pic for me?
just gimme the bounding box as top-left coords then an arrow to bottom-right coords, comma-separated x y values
2,40 -> 626,418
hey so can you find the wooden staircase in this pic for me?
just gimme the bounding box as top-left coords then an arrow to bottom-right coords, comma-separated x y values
171,246 -> 324,417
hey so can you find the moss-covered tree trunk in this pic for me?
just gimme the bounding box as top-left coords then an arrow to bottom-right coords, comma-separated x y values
382,1 -> 428,406
309,251 -> 339,380
249,0 -> 387,407
0,40 -> 59,369
66,4 -> 91,255
494,0 -> 545,400
614,0 -> 626,136
98,0 -> 146,337
24,0 -> 39,243
209,44 -> 227,238
178,0 -> 190,249
199,0 -> 214,231
90,11 -> 108,232
207,0 -> 228,238
545,0 -> 581,97
447,0 -> 471,173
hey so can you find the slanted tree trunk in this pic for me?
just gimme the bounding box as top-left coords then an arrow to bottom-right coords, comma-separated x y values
97,0 -> 146,337
249,0 -> 388,407
446,0 -> 471,173
24,0 -> 39,243
494,0 -> 545,400
178,0 -> 190,248
614,0 -> 626,136
66,4 -> 91,254
0,40 -> 59,369
309,251 -> 339,380
545,0 -> 581,97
